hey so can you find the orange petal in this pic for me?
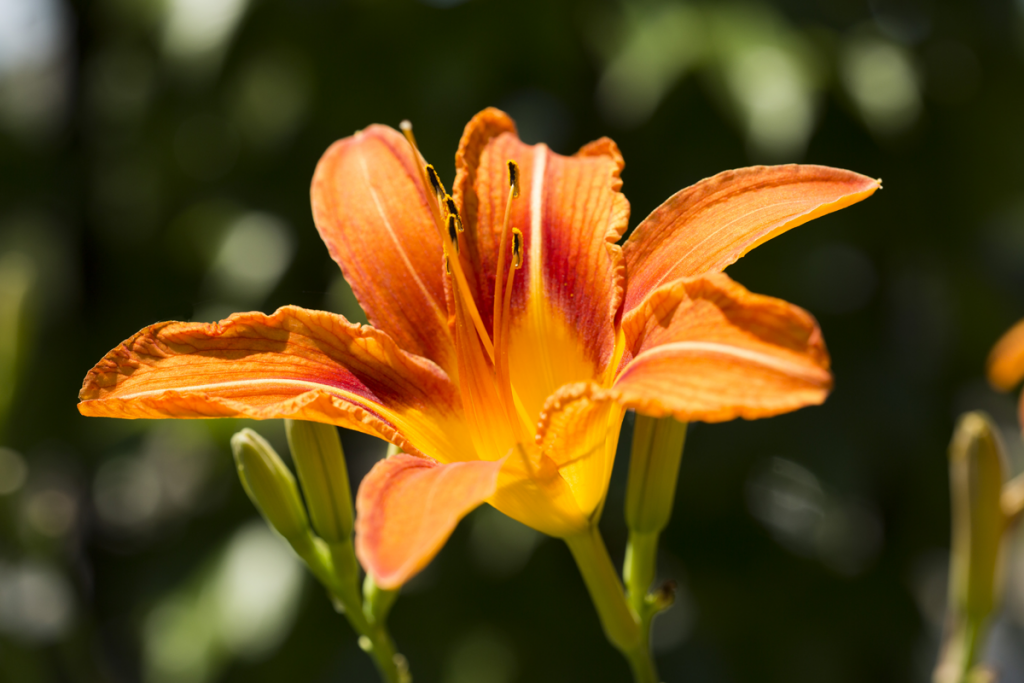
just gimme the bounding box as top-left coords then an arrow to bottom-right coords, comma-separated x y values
987,317 -> 1024,392
355,453 -> 502,588
615,274 -> 832,422
622,165 -> 879,317
78,306 -> 473,461
453,108 -> 629,420
311,124 -> 455,375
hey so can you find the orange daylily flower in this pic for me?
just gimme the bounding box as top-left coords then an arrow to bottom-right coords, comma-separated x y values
987,317 -> 1024,426
79,108 -> 878,588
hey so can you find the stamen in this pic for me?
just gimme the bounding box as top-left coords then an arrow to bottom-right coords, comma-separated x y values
444,195 -> 464,233
398,120 -> 447,242
495,227 -> 533,439
511,228 -> 523,269
492,159 -> 520,351
426,164 -> 445,198
447,215 -> 460,254
444,226 -> 496,364
508,160 -> 520,198
397,121 -> 494,361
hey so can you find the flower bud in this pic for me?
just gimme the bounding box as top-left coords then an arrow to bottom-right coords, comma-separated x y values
285,419 -> 354,544
935,412 -> 1009,683
625,414 -> 687,534
231,428 -> 311,545
948,412 -> 1007,623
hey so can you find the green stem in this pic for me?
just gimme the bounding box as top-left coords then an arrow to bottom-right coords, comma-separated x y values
361,622 -> 405,683
623,530 -> 658,617
565,525 -> 659,683
294,537 -> 406,683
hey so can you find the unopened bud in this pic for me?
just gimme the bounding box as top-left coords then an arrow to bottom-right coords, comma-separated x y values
948,412 -> 1007,622
625,414 -> 687,534
935,412 -> 1010,683
231,428 -> 310,545
285,420 -> 354,544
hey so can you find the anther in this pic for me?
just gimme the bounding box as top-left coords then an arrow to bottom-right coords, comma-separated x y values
511,228 -> 524,269
444,195 -> 464,232
507,160 -> 520,198
426,165 -> 445,198
447,215 -> 460,253
443,254 -> 451,275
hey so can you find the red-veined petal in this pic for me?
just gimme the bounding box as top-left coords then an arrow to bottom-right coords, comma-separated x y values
616,274 -> 832,422
355,453 -> 502,588
311,124 -> 455,374
622,165 -> 879,317
453,108 -> 629,421
78,307 -> 472,461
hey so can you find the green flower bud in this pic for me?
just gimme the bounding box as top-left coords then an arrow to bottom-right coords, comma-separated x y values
935,412 -> 1009,683
231,428 -> 311,545
285,420 -> 354,544
948,412 -> 1007,625
625,414 -> 687,534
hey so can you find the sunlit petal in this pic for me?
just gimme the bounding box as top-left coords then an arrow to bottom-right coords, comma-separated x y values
355,453 -> 502,588
78,306 -> 472,460
311,124 -> 455,374
616,273 -> 831,422
622,165 -> 879,316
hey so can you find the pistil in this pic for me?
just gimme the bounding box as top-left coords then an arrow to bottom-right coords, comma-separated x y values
399,120 -> 495,362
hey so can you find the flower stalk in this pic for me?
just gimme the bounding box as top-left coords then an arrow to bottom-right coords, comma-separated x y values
565,524 -> 658,683
231,426 -> 409,683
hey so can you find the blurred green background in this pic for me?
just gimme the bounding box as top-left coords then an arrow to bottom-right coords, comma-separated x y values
2,0 -> 1024,681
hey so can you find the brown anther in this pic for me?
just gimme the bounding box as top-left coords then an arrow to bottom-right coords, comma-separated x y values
443,254 -> 451,275
447,215 -> 460,253
444,195 -> 464,232
511,228 -> 524,269
426,165 -> 444,197
508,160 -> 520,198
